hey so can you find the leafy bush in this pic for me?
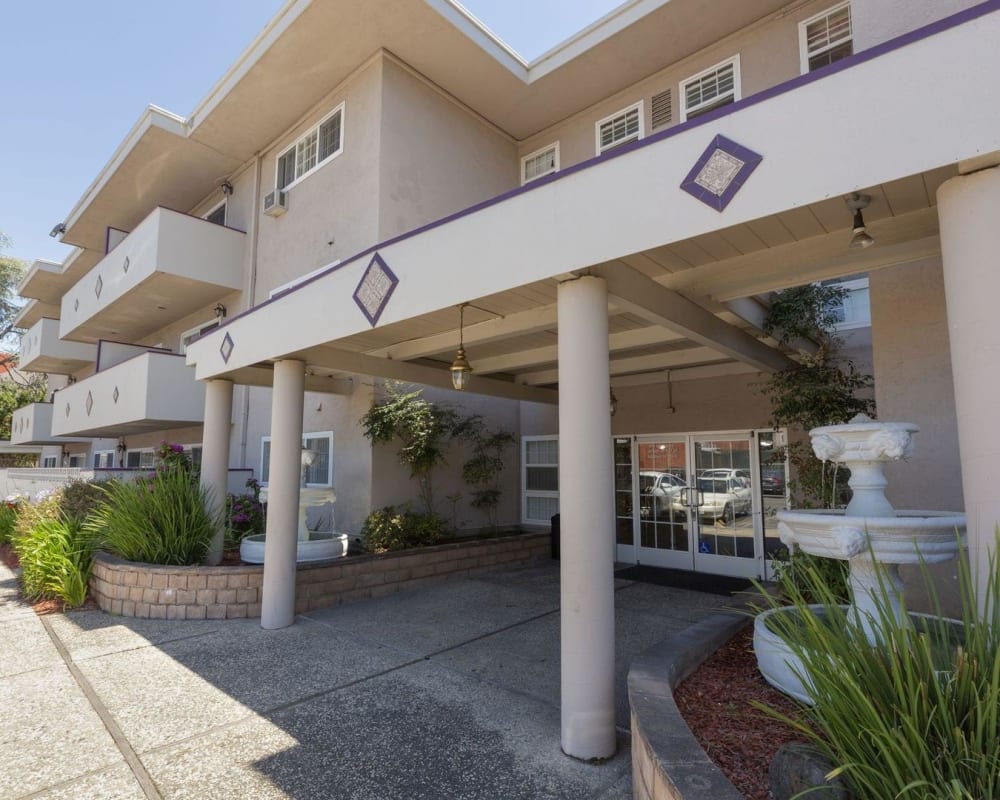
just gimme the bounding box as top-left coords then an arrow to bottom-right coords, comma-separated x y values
85,466 -> 219,565
13,518 -> 96,607
14,490 -> 62,540
60,479 -> 115,526
225,477 -> 265,548
362,506 -> 444,553
0,497 -> 20,545
771,546 -> 849,604
757,542 -> 1000,799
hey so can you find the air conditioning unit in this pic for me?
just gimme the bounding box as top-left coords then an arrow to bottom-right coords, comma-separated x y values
262,190 -> 289,217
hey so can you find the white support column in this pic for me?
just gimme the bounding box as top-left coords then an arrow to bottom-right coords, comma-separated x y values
200,379 -> 234,566
557,275 -> 616,760
939,166 -> 1000,607
260,359 -> 305,630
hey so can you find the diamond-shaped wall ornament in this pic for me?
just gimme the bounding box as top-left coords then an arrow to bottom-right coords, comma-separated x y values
113,386 -> 120,404
95,276 -> 103,299
123,256 -> 130,274
353,253 -> 399,326
85,391 -> 94,416
219,332 -> 235,364
680,134 -> 763,212
65,403 -> 71,418
74,298 -> 79,312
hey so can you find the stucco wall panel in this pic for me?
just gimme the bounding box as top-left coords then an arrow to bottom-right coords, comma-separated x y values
377,58 -> 517,241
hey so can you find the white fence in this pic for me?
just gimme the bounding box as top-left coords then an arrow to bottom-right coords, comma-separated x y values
0,468 -> 256,500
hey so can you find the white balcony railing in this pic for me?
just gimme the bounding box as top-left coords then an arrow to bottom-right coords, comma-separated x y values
19,317 -> 97,375
59,207 -> 245,343
50,350 -> 206,438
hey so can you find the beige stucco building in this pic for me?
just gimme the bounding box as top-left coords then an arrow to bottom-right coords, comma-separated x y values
12,0 -> 1000,758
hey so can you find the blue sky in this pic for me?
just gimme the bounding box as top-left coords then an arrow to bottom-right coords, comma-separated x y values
0,0 -> 623,267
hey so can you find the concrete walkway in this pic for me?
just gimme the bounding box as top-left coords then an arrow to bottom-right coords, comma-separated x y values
0,558 -> 731,800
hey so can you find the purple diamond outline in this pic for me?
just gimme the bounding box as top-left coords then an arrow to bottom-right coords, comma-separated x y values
680,134 -> 763,212
220,332 -> 235,364
352,253 -> 399,327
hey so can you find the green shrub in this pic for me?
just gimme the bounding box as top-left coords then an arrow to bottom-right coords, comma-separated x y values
362,506 -> 444,553
85,466 -> 219,565
60,479 -> 116,526
771,545 -> 850,604
225,477 -> 264,549
0,498 -> 19,545
13,518 -> 96,607
14,490 -> 62,540
757,541 -> 1000,799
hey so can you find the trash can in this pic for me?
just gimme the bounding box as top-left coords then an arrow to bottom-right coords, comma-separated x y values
550,513 -> 560,560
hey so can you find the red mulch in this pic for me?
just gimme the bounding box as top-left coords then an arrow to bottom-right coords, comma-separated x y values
674,624 -> 807,800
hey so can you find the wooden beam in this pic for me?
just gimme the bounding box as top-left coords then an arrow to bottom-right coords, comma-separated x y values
295,345 -> 558,404
592,264 -> 791,373
518,346 -> 727,386
473,325 -> 684,375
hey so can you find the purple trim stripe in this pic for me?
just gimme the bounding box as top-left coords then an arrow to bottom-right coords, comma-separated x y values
191,0 -> 1000,346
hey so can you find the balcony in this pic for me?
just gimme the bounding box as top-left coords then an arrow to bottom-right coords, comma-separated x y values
10,403 -> 92,446
19,318 -> 97,375
50,349 -> 206,438
59,207 -> 245,343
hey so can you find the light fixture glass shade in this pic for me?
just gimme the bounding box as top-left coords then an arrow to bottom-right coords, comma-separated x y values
450,347 -> 472,391
849,209 -> 875,249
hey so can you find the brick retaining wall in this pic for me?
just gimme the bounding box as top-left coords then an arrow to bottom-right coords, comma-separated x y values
90,531 -> 550,620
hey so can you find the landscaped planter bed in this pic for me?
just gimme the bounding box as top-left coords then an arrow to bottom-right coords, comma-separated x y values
90,530 -> 549,620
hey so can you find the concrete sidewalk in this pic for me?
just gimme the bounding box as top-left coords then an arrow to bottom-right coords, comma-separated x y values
0,558 -> 731,800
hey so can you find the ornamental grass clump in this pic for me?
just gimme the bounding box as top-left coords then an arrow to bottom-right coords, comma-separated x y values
757,541 -> 1000,800
86,463 -> 219,566
14,518 -> 96,607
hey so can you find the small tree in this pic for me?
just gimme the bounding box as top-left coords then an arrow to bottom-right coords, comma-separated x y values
360,382 -> 464,515
460,418 -> 515,532
760,283 -> 875,509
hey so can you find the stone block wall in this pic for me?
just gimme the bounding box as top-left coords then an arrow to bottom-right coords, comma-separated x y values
91,531 -> 550,619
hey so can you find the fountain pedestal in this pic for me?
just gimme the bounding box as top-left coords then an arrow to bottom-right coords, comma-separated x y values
754,415 -> 965,701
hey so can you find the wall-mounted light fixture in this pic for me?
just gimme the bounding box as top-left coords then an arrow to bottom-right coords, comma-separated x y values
115,437 -> 127,468
220,180 -> 234,196
214,303 -> 227,319
49,222 -> 66,238
610,387 -> 619,417
846,193 -> 875,249
450,304 -> 473,391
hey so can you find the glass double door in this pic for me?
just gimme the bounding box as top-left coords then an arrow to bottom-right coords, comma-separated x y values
615,432 -> 764,579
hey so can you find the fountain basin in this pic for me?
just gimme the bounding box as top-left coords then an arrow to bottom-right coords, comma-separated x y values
776,509 -> 966,563
754,605 -> 964,705
240,531 -> 349,564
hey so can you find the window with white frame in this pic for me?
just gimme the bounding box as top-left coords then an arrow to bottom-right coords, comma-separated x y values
680,57 -> 740,121
42,456 -> 57,468
800,3 -> 853,73
823,276 -> 870,330
521,143 -> 559,184
180,319 -> 221,354
68,454 -> 85,468
260,432 -> 333,487
275,103 -> 345,191
596,103 -> 643,155
93,450 -> 115,469
522,436 -> 559,524
125,450 -> 156,469
182,445 -> 203,466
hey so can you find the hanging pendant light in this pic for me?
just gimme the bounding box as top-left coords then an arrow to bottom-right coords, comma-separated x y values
450,304 -> 473,391
846,193 -> 875,249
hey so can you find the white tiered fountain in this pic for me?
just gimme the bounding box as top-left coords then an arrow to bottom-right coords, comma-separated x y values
754,415 -> 966,703
240,447 -> 349,564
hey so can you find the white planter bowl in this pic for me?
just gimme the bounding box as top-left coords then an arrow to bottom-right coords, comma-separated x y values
240,531 -> 349,564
